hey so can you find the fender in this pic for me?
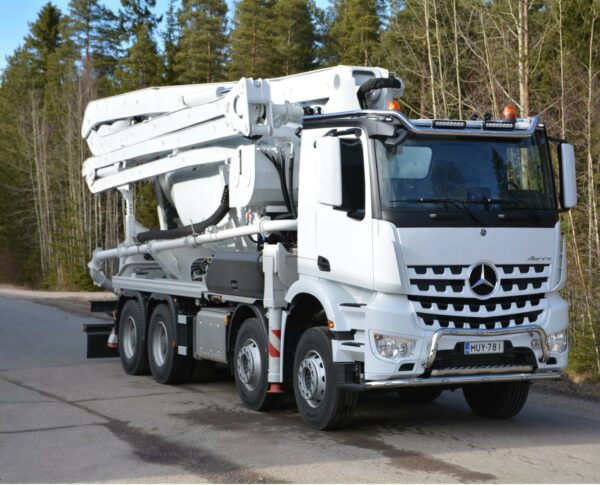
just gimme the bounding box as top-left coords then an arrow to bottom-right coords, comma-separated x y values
116,290 -> 147,334
147,293 -> 177,322
281,276 -> 361,379
285,276 -> 356,328
228,303 -> 268,353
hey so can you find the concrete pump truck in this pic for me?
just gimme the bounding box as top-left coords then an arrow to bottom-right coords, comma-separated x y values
81,66 -> 576,429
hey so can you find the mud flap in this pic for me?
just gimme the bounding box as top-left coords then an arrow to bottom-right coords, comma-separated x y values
82,323 -> 119,358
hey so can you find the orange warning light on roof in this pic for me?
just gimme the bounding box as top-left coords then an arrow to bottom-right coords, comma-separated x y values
502,104 -> 518,121
387,99 -> 401,111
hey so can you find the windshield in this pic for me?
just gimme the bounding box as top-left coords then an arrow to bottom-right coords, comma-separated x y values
375,133 -> 556,214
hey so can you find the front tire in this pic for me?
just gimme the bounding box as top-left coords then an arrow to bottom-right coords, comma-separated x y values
118,299 -> 150,375
148,304 -> 193,384
293,327 -> 357,430
463,381 -> 530,419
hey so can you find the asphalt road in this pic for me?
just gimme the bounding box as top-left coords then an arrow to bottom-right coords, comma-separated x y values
1,294 -> 600,483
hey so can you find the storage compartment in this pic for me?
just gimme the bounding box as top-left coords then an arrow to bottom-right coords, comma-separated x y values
194,308 -> 229,363
205,251 -> 264,299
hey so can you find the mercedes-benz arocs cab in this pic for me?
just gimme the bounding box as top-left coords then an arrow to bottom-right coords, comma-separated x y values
82,66 -> 576,429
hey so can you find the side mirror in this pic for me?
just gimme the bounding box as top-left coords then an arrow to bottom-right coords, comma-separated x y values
559,143 -> 577,209
317,137 -> 343,206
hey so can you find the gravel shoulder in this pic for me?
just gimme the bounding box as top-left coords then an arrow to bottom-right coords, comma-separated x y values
0,284 -> 115,302
0,284 -> 115,319
534,377 -> 600,401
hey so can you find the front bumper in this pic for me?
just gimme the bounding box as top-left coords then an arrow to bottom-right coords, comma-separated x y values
332,292 -> 569,381
341,370 -> 563,391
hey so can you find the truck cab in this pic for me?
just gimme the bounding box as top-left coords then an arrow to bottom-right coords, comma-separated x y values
283,108 -> 576,427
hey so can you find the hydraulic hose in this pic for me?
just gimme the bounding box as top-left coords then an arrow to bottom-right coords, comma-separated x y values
136,185 -> 230,243
263,151 -> 293,216
357,77 -> 402,109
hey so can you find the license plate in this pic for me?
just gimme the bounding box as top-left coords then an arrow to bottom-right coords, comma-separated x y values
464,341 -> 504,355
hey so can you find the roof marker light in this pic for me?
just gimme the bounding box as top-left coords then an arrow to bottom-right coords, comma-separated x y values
483,120 -> 516,130
432,119 -> 467,129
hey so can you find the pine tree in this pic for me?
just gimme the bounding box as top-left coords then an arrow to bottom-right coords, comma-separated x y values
0,48 -> 41,286
25,2 -> 62,81
119,0 -> 161,34
66,0 -> 120,79
273,0 -> 317,75
1,4 -> 70,287
327,0 -> 382,66
162,0 -> 180,84
229,0 -> 279,79
174,0 -> 228,84
116,0 -> 163,90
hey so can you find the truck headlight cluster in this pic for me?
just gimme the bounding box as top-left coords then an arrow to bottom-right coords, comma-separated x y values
547,330 -> 568,353
373,333 -> 416,360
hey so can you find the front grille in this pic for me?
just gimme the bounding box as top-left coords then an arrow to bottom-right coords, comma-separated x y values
408,264 -> 550,329
430,343 -> 537,376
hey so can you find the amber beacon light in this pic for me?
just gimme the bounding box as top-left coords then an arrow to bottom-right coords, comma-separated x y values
502,104 -> 518,121
387,98 -> 401,111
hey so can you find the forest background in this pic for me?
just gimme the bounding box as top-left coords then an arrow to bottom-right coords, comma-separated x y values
0,0 -> 599,380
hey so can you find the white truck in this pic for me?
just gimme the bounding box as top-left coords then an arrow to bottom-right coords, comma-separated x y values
82,65 -> 576,429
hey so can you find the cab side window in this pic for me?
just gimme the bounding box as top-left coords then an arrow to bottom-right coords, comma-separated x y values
338,137 -> 365,220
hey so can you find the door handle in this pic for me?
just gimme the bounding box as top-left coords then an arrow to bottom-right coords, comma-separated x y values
317,256 -> 331,272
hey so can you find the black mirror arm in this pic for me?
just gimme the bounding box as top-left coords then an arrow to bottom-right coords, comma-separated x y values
547,135 -> 567,144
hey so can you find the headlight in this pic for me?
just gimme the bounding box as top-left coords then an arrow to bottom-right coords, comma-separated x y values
373,333 -> 416,360
547,330 -> 568,353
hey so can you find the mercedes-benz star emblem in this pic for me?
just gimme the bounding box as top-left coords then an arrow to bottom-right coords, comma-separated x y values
468,263 -> 498,297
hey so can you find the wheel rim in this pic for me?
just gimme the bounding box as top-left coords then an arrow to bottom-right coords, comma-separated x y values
298,350 -> 326,408
122,316 -> 137,360
151,321 -> 168,367
236,338 -> 261,391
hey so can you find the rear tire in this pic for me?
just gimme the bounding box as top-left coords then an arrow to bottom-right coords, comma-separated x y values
148,304 -> 193,384
293,327 -> 357,430
118,299 -> 150,375
398,387 -> 443,402
463,381 -> 530,419
233,317 -> 281,411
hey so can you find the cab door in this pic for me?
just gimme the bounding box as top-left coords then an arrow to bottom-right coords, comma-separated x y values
314,130 -> 374,290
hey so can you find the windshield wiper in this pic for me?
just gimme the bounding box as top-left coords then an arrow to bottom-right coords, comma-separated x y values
390,198 -> 485,225
473,198 -> 541,222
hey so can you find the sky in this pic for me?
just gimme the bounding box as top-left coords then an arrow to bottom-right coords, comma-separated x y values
0,0 -> 168,71
0,0 -> 330,72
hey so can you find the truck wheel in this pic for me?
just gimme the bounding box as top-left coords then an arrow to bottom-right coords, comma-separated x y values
233,317 -> 280,411
148,304 -> 193,384
119,299 -> 150,375
398,387 -> 443,402
463,381 -> 530,419
293,327 -> 357,430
